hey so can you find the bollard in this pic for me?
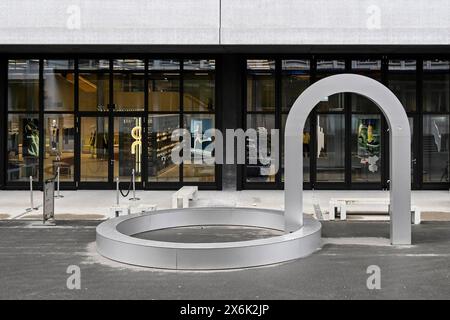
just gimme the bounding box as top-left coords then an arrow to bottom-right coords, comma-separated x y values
26,176 -> 38,211
116,177 -> 120,205
54,166 -> 64,199
129,169 -> 140,201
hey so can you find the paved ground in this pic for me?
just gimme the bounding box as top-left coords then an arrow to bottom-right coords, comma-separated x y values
0,220 -> 448,300
1,189 -> 450,220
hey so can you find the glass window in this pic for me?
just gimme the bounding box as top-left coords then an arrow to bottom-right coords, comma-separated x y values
184,59 -> 215,71
79,71 -> 109,112
351,60 -> 381,71
44,114 -> 75,181
388,60 -> 416,112
149,59 -> 180,71
183,114 -> 216,182
8,59 -> 39,112
351,114 -> 382,183
183,71 -> 215,112
316,93 -> 345,113
112,72 -> 145,112
316,60 -> 345,71
246,114 -> 276,183
281,115 -> 310,183
315,61 -> 346,113
80,117 -> 109,182
148,72 -> 180,112
114,117 -> 143,182
43,60 -> 74,111
423,115 -> 449,183
316,114 -> 345,182
78,59 -> 109,70
423,60 -> 450,113
7,114 -> 40,182
113,59 -> 145,70
148,114 -> 180,182
247,60 -> 275,112
281,60 -> 310,112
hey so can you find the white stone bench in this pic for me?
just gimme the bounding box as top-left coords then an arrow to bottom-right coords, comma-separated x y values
109,205 -> 130,218
329,198 -> 421,224
172,186 -> 198,208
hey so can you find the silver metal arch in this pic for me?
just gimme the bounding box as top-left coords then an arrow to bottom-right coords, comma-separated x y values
284,74 -> 411,245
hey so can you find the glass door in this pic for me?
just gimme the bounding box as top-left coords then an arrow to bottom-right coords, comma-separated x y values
78,116 -> 110,186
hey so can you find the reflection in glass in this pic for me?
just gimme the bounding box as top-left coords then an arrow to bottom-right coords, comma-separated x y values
148,115 -> 180,182
184,59 -> 215,71
43,60 -> 74,111
114,117 -> 142,182
44,114 -> 75,181
247,72 -> 275,112
423,115 -> 449,183
281,60 -> 310,112
80,117 -> 109,182
388,60 -> 416,112
316,60 -> 345,71
247,60 -> 275,71
148,73 -> 180,111
113,59 -> 145,70
351,114 -> 382,183
78,72 -> 109,111
8,60 -> 39,112
281,115 -> 310,183
246,114 -> 276,183
183,72 -> 215,112
316,114 -> 345,182
7,114 -> 40,182
423,60 -> 449,113
112,73 -> 145,111
183,114 -> 215,182
149,59 -> 180,70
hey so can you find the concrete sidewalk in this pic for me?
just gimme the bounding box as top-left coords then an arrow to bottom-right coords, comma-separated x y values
0,189 -> 449,221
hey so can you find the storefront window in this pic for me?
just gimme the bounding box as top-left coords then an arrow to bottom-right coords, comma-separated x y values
114,117 -> 143,182
281,115 -> 310,183
388,60 -> 416,112
44,114 -> 75,181
43,60 -> 74,111
113,59 -> 144,111
148,114 -> 180,182
423,60 -> 450,113
351,60 -> 382,113
315,60 -> 346,112
423,115 -> 449,183
148,73 -> 180,112
316,113 -> 345,182
247,60 -> 275,112
281,60 -> 310,112
351,113 -> 382,183
183,60 -> 215,112
80,117 -> 109,182
7,114 -> 40,182
246,114 -> 276,183
79,60 -> 110,112
8,60 -> 39,112
183,114 -> 215,182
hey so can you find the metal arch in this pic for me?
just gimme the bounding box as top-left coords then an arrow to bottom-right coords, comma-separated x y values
284,74 -> 411,245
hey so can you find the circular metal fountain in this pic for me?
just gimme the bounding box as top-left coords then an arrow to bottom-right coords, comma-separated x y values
96,207 -> 321,270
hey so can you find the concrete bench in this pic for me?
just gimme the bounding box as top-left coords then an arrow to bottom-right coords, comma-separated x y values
329,198 -> 421,224
109,205 -> 130,218
172,186 -> 198,208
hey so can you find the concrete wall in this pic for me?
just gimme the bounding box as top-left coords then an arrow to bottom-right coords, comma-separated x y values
0,0 -> 448,45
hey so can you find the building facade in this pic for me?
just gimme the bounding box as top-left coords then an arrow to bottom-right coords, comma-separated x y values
0,0 -> 449,191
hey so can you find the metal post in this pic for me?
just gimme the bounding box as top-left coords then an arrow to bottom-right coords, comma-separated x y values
116,177 -> 120,205
129,169 -> 140,201
54,166 -> 64,198
26,176 -> 38,211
